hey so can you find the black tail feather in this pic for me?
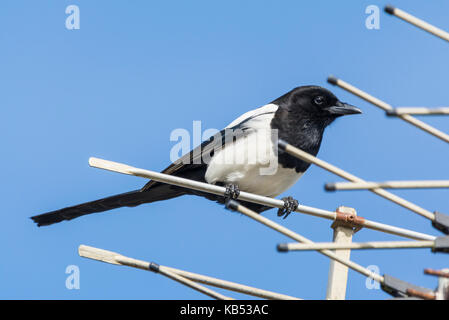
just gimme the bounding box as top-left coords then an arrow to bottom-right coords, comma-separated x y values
31,184 -> 185,227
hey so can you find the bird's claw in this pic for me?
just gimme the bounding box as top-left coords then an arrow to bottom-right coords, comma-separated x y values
277,196 -> 299,219
224,184 -> 240,201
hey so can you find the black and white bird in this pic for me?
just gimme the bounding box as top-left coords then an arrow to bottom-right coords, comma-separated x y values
31,86 -> 361,226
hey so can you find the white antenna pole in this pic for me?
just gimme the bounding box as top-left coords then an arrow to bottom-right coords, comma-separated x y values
326,207 -> 357,300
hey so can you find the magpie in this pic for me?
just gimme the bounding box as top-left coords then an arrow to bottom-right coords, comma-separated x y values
31,86 -> 361,226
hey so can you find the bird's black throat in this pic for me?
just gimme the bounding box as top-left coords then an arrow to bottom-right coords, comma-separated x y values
270,106 -> 334,173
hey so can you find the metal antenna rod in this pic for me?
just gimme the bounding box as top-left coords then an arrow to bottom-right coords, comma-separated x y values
385,5 -> 449,42
326,180 -> 449,191
278,140 -> 436,221
88,157 -> 436,241
278,240 -> 435,252
328,76 -> 449,145
387,107 -> 449,116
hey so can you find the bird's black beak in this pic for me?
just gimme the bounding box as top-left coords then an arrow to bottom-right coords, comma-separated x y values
325,101 -> 362,116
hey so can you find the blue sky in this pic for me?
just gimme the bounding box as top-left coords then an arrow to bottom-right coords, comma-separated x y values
1,0 -> 448,299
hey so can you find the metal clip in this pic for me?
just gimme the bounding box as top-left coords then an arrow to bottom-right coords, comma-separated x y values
332,206 -> 364,233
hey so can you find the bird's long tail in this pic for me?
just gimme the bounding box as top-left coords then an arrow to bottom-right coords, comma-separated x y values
31,184 -> 185,227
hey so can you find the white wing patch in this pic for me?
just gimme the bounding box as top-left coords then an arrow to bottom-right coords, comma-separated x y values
225,103 -> 278,129
205,103 -> 303,197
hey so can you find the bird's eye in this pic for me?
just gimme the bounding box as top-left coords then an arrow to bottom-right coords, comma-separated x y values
313,96 -> 325,106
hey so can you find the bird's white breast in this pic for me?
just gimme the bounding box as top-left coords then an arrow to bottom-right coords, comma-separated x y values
204,104 -> 303,197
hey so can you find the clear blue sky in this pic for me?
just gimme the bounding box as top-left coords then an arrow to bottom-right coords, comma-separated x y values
1,0 -> 448,299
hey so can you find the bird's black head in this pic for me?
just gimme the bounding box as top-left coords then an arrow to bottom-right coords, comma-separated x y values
270,86 -> 362,173
272,86 -> 361,124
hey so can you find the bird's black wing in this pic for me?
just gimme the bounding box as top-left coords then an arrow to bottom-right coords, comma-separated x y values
141,127 -> 246,190
141,109 -> 276,191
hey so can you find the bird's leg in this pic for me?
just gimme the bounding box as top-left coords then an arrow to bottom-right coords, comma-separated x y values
277,196 -> 299,219
224,184 -> 240,201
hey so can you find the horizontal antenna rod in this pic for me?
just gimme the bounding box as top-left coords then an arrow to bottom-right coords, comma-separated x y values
88,157 -> 435,241
326,180 -> 449,191
277,240 -> 435,252
328,76 -> 449,145
79,245 -> 300,300
385,5 -> 449,42
278,141 -> 436,221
